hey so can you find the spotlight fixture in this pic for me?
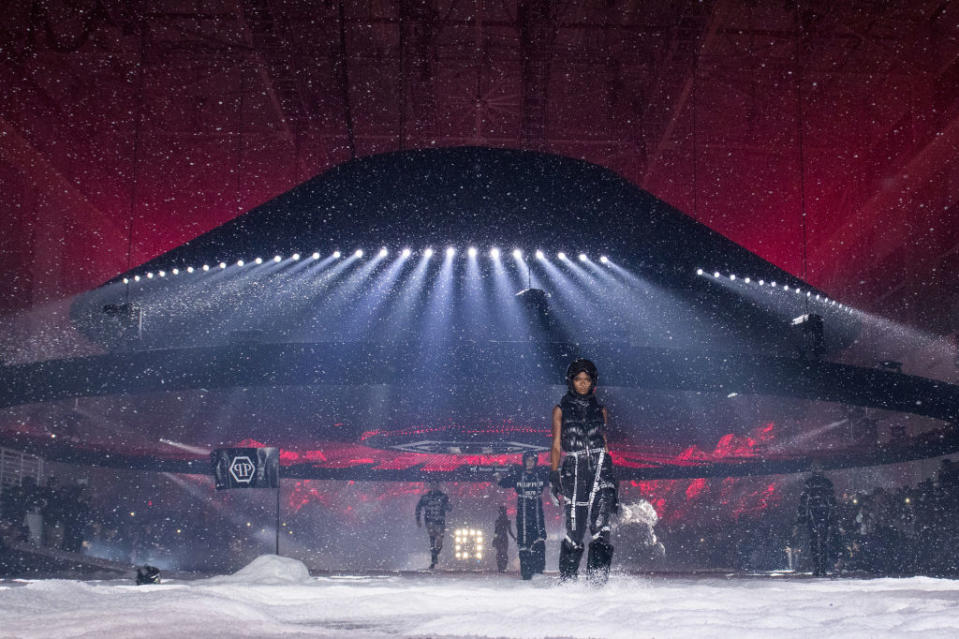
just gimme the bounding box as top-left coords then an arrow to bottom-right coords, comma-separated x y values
578,253 -> 587,262
878,360 -> 903,373
758,279 -> 764,285
446,247 -> 456,257
535,249 -> 544,259
558,252 -> 567,260
187,267 -> 194,273
729,274 -> 736,281
273,256 -> 281,263
172,269 -> 179,275
147,272 -> 153,279
744,277 -> 750,283
784,285 -> 789,291
237,260 -> 244,267
122,278 -> 129,284
696,268 -> 704,276
713,271 -> 720,278
425,248 -> 434,258
490,247 -> 500,259
791,313 -> 825,360
292,253 -> 301,261
468,247 -> 478,257
600,256 -> 609,264
255,257 -> 263,265
134,275 -> 141,281
219,262 -> 227,269
354,249 -> 364,258
771,281 -> 777,287
312,252 -> 320,260
512,249 -> 522,259
379,248 -> 388,257
333,251 -> 342,259
158,270 -> 166,277
401,248 -> 412,258
203,265 -> 210,271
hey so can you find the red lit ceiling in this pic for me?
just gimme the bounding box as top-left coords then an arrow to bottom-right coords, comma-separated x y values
1,0 -> 958,330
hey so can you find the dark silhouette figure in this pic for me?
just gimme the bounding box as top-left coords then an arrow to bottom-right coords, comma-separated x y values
795,464 -> 837,576
492,506 -> 515,572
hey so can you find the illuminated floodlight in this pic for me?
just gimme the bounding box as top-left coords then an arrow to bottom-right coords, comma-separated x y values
354,249 -> 364,258
425,248 -> 434,258
312,252 -> 320,260
490,247 -> 500,259
158,270 -> 166,277
771,281 -> 777,287
333,251 -> 342,259
784,285 -> 789,291
807,291 -> 811,297
236,260 -> 244,267
467,246 -> 477,257
172,268 -> 179,275
446,247 -> 456,257
147,272 -> 153,279
379,247 -> 388,258
796,288 -> 802,295
535,250 -> 544,260
273,256 -> 282,263
578,253 -> 587,262
219,262 -> 227,269
758,279 -> 764,285
599,256 -> 609,264
713,271 -> 720,278
203,264 -> 210,271
122,278 -> 129,284
255,257 -> 263,265
401,248 -> 412,258
292,253 -> 301,261
134,275 -> 141,281
512,249 -> 522,259
187,267 -> 194,273
729,274 -> 736,281
558,252 -> 567,260
744,277 -> 750,283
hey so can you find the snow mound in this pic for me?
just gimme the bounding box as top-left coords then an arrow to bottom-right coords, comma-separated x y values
203,555 -> 312,585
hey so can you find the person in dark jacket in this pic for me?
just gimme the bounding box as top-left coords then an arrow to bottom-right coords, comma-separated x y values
794,462 -> 837,576
550,358 -> 618,584
498,451 -> 548,579
492,505 -> 515,572
416,481 -> 452,569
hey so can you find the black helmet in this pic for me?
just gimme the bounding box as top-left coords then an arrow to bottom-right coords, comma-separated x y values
565,358 -> 598,393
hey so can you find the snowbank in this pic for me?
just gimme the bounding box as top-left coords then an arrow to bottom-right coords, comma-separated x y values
3,572 -> 959,638
201,554 -> 312,585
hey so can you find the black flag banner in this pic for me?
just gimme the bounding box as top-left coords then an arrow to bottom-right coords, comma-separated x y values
211,447 -> 280,490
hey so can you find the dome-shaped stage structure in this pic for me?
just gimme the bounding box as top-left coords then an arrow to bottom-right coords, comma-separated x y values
2,148 -> 958,480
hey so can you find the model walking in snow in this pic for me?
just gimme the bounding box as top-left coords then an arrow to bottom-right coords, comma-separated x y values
497,451 -> 548,579
550,358 -> 618,584
416,481 -> 452,570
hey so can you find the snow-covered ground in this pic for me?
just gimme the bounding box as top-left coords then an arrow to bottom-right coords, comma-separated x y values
3,556 -> 959,638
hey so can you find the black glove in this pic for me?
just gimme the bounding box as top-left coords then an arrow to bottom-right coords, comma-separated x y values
549,470 -> 563,505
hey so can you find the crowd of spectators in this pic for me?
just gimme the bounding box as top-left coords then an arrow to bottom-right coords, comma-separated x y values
0,477 -> 91,553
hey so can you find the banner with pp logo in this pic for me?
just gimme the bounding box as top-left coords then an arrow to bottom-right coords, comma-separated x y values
211,447 -> 280,490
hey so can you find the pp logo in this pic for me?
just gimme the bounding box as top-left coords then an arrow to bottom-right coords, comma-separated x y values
229,456 -> 256,484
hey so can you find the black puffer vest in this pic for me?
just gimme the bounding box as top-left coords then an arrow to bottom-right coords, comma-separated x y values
559,392 -> 606,452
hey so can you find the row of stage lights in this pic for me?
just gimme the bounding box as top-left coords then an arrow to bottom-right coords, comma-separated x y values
122,248 -> 612,284
697,268 -> 855,314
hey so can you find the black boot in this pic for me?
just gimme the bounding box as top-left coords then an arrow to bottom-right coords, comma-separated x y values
532,540 -> 546,575
586,538 -> 614,586
429,549 -> 438,569
559,540 -> 584,582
